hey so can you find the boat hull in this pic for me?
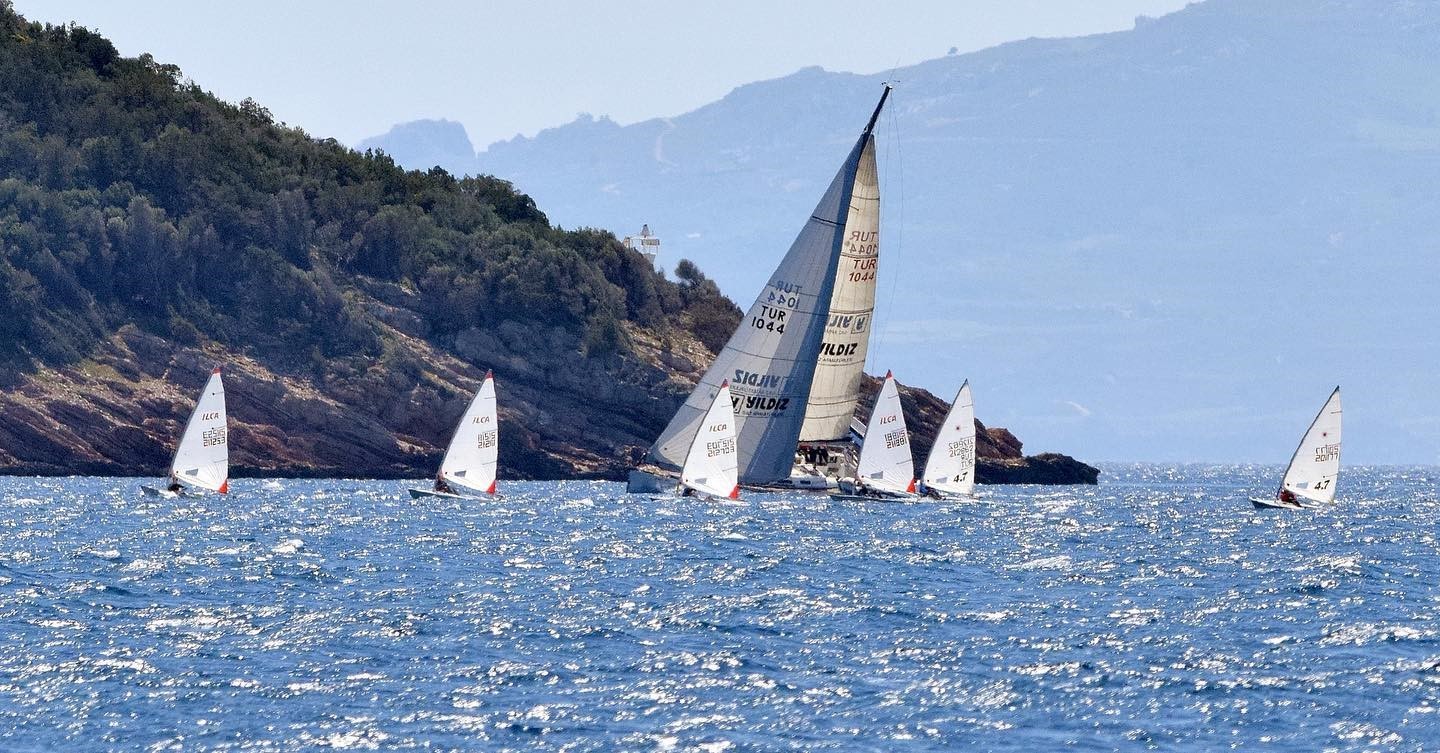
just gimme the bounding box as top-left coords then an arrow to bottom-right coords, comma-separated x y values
139,485 -> 179,498
408,487 -> 465,500
626,468 -> 674,494
1250,495 -> 1309,510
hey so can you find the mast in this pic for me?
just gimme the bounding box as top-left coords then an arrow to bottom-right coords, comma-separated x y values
864,84 -> 892,136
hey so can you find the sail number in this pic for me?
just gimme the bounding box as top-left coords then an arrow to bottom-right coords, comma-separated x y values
1313,479 -> 1331,490
476,430 -> 498,449
751,304 -> 787,334
884,428 -> 909,449
947,437 -> 975,458
202,426 -> 227,447
1314,443 -> 1339,462
706,437 -> 736,458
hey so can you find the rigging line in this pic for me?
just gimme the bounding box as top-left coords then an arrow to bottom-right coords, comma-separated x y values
875,88 -> 904,380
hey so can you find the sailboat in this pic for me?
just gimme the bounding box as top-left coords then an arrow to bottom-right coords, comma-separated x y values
141,368 -> 229,497
830,371 -> 918,501
410,371 -> 499,499
919,380 -> 977,499
628,86 -> 892,493
1250,386 -> 1342,510
676,380 -> 740,500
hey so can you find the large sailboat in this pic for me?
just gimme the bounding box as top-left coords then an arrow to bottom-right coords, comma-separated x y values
919,380 -> 977,499
141,368 -> 229,497
411,371 -> 499,499
628,87 -> 892,493
831,371 -> 918,500
1250,386 -> 1342,510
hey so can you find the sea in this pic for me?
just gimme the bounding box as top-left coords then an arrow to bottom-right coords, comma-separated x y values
2,464 -> 1437,752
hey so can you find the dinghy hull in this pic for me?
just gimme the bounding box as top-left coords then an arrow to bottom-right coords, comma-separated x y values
408,488 -> 466,500
1250,496 -> 1308,510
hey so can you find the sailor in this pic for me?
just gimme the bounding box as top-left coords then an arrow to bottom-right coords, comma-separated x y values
435,474 -> 456,495
1278,488 -> 1299,505
166,478 -> 183,495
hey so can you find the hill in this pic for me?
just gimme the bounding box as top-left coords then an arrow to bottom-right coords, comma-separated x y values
366,0 -> 1440,465
0,4 -> 1093,483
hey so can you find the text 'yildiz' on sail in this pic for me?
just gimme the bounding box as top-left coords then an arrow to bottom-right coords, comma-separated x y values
141,368 -> 229,497
831,371 -> 919,501
627,86 -> 892,495
1250,386 -> 1341,510
919,380 -> 977,499
411,371 -> 500,500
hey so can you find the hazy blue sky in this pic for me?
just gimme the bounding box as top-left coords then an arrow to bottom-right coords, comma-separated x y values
19,1 -> 1189,148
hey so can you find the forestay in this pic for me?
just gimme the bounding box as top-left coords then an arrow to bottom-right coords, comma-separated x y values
170,368 -> 229,493
439,371 -> 499,495
799,136 -> 880,442
644,91 -> 889,486
680,380 -> 740,499
1280,386 -> 1342,504
855,372 -> 915,493
922,380 -> 976,496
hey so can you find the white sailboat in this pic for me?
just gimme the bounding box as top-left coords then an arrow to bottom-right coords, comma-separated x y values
411,371 -> 499,500
919,380 -> 977,499
141,368 -> 229,497
628,86 -> 892,493
1251,386 -> 1342,510
677,380 -> 740,500
831,371 -> 918,501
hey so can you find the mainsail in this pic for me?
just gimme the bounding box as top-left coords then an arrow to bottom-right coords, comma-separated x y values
855,371 -> 915,494
1279,386 -> 1342,504
170,368 -> 229,493
798,131 -> 880,442
922,380 -> 976,496
680,380 -> 740,499
645,88 -> 891,486
438,371 -> 499,495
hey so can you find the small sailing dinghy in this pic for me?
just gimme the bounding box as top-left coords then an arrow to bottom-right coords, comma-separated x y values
675,380 -> 740,500
141,368 -> 229,497
831,372 -> 918,501
1251,386 -> 1342,510
410,371 -> 499,500
919,380 -> 977,499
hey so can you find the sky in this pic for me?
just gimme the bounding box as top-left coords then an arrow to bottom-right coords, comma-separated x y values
18,0 -> 1191,149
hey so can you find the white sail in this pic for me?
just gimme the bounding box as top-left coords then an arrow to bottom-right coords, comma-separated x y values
1279,386 -> 1342,504
170,368 -> 228,493
680,381 -> 740,499
799,137 -> 880,442
855,372 -> 915,494
645,88 -> 891,486
438,371 -> 499,495
922,380 -> 976,496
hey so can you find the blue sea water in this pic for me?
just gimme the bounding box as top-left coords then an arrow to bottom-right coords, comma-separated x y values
1,465 -> 1438,751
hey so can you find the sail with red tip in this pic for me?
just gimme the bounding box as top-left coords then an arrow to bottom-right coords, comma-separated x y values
437,371 -> 499,496
854,372 -> 915,494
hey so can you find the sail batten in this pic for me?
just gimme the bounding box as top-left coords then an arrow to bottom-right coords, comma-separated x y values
645,93 -> 889,486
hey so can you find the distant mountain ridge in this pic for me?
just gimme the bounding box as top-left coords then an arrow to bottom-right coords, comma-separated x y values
363,0 -> 1440,465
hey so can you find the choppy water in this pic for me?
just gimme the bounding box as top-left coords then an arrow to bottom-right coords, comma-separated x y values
1,465 -> 1438,751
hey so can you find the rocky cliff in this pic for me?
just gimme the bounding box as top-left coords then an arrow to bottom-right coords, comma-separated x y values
0,6 -> 1096,484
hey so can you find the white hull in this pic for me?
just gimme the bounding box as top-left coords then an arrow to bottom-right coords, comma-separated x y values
140,485 -> 180,498
627,468 -> 674,494
1250,495 -> 1311,510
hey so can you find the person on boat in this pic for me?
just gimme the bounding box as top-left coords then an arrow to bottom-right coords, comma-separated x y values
680,486 -> 695,498
1278,488 -> 1299,506
434,474 -> 456,495
166,478 -> 183,495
